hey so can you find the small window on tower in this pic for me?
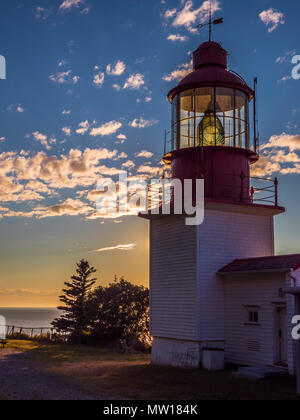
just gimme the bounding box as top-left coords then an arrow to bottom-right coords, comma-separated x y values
244,306 -> 260,325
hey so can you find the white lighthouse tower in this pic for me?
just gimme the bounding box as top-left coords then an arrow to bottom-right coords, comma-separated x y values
139,38 -> 294,370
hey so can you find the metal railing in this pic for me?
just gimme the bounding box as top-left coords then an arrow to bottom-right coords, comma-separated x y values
250,176 -> 278,207
145,174 -> 279,212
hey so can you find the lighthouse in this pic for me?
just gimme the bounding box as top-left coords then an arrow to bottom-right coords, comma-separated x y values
140,39 -> 300,374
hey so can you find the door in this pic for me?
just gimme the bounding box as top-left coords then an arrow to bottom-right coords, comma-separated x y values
276,306 -> 288,366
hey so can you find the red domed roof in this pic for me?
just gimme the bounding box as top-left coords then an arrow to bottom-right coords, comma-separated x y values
168,41 -> 254,103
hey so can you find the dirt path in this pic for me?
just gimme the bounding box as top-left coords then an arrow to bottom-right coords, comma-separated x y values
0,349 -> 114,400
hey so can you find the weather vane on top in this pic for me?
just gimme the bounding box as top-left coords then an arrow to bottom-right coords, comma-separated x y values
197,2 -> 223,42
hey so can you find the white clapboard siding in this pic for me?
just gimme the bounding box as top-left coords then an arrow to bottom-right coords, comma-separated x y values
150,215 -> 198,340
150,209 -> 274,344
198,210 -> 274,342
224,273 -> 286,366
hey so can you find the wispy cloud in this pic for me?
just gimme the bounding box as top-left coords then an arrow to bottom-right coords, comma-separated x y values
93,244 -> 137,253
259,8 -> 285,33
167,34 -> 188,42
93,70 -> 105,87
62,127 -> 71,136
163,62 -> 192,82
168,0 -> 221,34
252,133 -> 300,176
31,131 -> 52,150
135,150 -> 154,158
49,70 -> 80,85
59,0 -> 85,11
164,8 -> 177,19
129,117 -> 158,129
35,7 -> 52,20
106,60 -> 126,76
8,104 -> 24,113
76,120 -> 90,135
90,120 -> 122,136
123,73 -> 145,90
276,50 -> 296,64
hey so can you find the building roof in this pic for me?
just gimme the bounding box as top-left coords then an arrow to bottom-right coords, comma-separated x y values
218,254 -> 300,275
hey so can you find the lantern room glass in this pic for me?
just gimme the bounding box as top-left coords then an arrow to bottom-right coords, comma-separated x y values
171,87 -> 250,151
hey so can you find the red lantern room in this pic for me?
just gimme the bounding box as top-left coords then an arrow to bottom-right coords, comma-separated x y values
163,40 -> 259,204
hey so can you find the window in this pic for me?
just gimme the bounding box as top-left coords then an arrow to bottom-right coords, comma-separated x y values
244,306 -> 260,325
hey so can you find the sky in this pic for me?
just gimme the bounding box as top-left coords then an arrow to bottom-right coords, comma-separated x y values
0,0 -> 299,307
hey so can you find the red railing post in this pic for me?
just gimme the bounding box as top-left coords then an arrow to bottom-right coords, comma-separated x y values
250,186 -> 255,203
274,177 -> 278,207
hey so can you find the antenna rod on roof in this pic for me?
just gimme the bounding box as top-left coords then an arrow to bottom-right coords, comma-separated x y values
197,1 -> 223,40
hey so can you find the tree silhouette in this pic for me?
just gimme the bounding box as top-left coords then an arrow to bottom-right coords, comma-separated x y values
52,259 -> 96,343
87,277 -> 149,343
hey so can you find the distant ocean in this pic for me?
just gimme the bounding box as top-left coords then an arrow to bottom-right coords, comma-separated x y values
0,308 -> 61,330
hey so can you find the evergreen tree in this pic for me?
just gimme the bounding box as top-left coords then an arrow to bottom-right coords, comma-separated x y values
52,259 -> 96,343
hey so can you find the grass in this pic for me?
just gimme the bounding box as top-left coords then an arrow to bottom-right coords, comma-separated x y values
4,340 -> 300,400
6,340 -> 149,364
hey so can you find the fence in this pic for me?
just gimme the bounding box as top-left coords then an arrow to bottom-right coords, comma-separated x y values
4,325 -> 55,338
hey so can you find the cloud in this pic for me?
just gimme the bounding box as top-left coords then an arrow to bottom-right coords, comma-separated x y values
59,0 -> 85,11
123,73 -> 145,90
0,147 -> 120,205
0,137 -> 5,142
49,70 -> 80,85
122,160 -> 135,169
0,288 -> 58,297
167,34 -> 188,42
170,0 -> 221,33
93,243 -> 137,253
62,127 -> 71,136
35,7 -> 52,20
106,60 -> 126,76
93,71 -> 105,87
136,150 -> 154,158
16,105 -> 24,113
62,110 -> 71,115
90,121 -> 122,137
58,59 -> 67,67
113,84 -> 121,91
129,117 -> 158,129
116,134 -> 127,141
32,131 -> 51,150
259,8 -> 285,33
137,165 -> 160,176
261,133 -> 300,152
276,50 -> 296,64
38,198 -> 94,218
278,75 -> 292,83
164,8 -> 177,19
76,120 -> 90,135
8,104 -> 24,113
163,61 -> 193,82
251,133 -> 300,176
